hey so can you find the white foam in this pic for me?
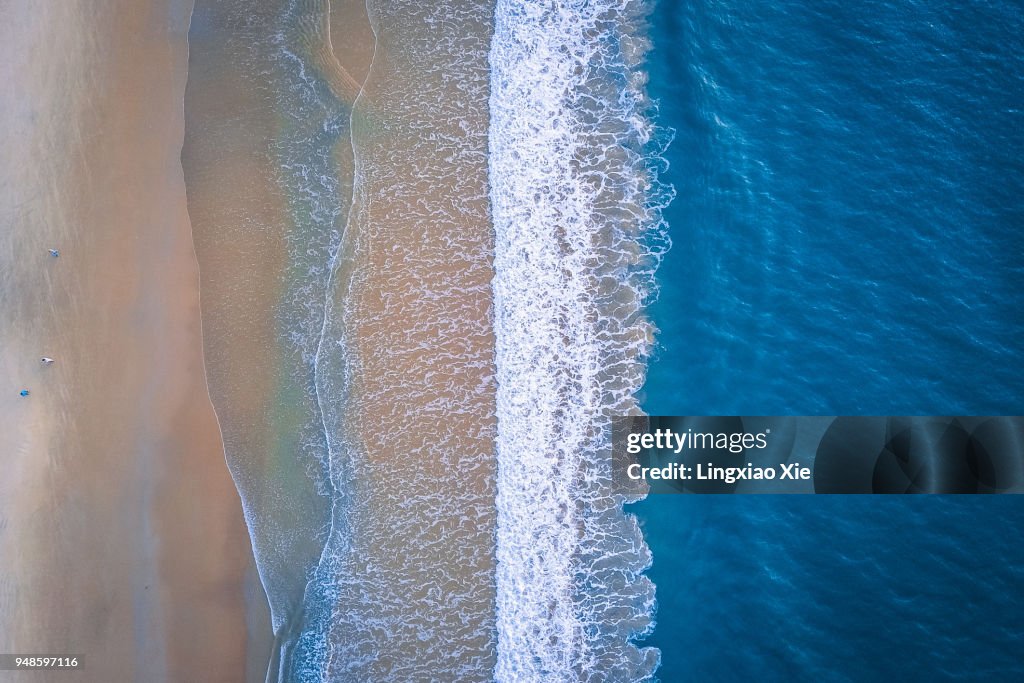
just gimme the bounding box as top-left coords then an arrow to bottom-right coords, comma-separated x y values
490,1 -> 671,680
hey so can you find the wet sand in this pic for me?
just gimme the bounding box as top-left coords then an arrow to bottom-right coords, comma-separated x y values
0,1 -> 265,681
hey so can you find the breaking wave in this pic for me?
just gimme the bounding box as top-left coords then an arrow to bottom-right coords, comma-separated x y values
489,0 -> 672,680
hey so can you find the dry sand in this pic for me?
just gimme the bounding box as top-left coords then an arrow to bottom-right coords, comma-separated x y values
0,1 -> 265,680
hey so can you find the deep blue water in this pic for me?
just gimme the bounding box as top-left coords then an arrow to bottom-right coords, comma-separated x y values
636,0 -> 1024,680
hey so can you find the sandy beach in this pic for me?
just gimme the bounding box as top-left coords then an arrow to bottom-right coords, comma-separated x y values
0,1 -> 266,680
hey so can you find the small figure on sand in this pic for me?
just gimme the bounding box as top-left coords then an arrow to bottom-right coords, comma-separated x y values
40,357 -> 55,365
19,389 -> 29,397
49,249 -> 59,258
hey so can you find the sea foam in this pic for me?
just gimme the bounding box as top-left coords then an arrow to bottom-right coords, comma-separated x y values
490,0 -> 671,680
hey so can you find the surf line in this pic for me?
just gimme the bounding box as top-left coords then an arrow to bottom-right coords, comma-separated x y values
489,0 -> 670,680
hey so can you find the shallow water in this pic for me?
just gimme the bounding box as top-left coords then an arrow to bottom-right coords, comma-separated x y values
304,0 -> 499,679
184,0 -> 353,647
185,0 -> 500,679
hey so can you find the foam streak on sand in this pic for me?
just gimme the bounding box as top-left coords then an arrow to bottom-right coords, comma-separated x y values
490,1 -> 670,680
